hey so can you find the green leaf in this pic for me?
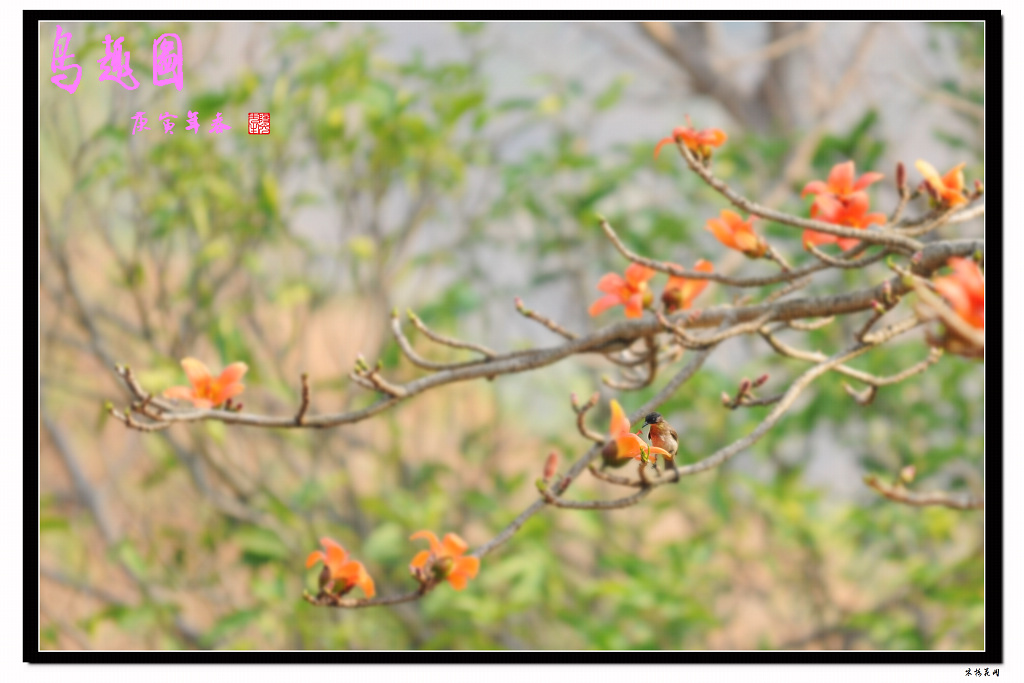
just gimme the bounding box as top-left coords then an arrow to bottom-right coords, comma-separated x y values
201,608 -> 261,647
233,525 -> 291,565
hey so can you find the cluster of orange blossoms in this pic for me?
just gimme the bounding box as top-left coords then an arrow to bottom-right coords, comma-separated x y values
590,261 -> 712,319
801,161 -> 887,250
304,530 -> 479,600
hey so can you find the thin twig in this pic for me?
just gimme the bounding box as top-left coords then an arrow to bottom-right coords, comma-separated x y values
406,309 -> 497,358
864,475 -> 983,510
295,373 -> 310,425
571,392 -> 604,443
515,297 -> 577,340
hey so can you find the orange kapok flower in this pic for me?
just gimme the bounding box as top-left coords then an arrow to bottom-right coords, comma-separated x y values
589,263 -> 657,319
306,537 -> 376,598
801,161 -> 886,250
916,160 -> 968,207
409,530 -> 480,591
601,399 -> 671,466
654,119 -> 727,159
802,160 -> 884,201
662,259 -> 713,313
705,209 -> 767,258
932,257 -> 984,330
163,357 -> 248,409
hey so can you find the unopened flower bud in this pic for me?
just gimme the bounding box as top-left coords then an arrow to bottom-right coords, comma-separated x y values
318,565 -> 332,590
544,452 -> 559,480
900,465 -> 917,484
896,162 -> 906,191
922,181 -> 940,203
753,374 -> 769,388
974,179 -> 984,194
721,392 -> 731,406
872,300 -> 886,314
662,288 -> 683,314
738,378 -> 751,395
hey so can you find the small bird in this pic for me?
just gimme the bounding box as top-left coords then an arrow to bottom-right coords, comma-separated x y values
644,412 -> 679,472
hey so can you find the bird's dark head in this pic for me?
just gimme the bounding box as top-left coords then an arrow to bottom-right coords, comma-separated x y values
644,412 -> 664,426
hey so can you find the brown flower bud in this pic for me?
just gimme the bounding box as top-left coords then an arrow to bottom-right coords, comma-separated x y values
543,452 -> 559,480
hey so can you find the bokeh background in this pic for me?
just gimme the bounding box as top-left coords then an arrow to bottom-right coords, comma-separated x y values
39,21 -> 984,650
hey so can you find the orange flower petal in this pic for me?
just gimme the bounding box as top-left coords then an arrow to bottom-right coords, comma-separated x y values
454,555 -> 480,579
589,294 -> 621,317
212,382 -> 245,405
941,163 -> 966,191
706,217 -> 738,251
410,550 -> 431,569
701,128 -> 727,147
812,193 -> 844,222
608,400 -> 631,439
860,212 -> 887,228
323,542 -> 348,571
915,159 -> 941,184
355,567 -> 376,598
595,272 -> 626,295
949,258 -> 984,299
624,263 -> 655,287
441,533 -> 469,557
933,278 -> 971,317
410,530 -> 442,554
733,230 -> 761,255
447,572 -> 470,591
190,397 -> 214,409
803,229 -> 837,248
653,136 -> 675,159
828,161 -> 855,195
217,362 -> 248,386
615,432 -> 647,459
623,293 -> 645,318
853,171 -> 884,191
678,129 -> 700,150
163,386 -> 194,400
305,550 -> 326,569
180,357 -> 212,388
720,209 -> 744,227
801,180 -> 829,198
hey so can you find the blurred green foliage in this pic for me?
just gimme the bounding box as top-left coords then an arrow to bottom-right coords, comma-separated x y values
40,22 -> 983,650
